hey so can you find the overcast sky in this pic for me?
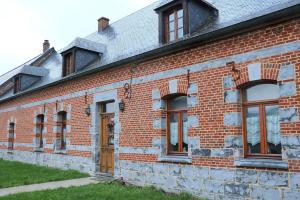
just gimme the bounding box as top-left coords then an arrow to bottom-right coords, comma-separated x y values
0,0 -> 157,76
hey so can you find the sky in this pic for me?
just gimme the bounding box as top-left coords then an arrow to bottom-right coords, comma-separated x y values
0,0 -> 157,76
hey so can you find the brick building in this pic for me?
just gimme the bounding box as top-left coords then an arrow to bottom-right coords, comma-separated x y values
0,0 -> 300,199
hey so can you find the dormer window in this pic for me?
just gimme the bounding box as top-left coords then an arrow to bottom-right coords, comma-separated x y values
13,75 -> 21,94
62,52 -> 75,77
155,0 -> 218,44
61,38 -> 104,78
165,6 -> 184,42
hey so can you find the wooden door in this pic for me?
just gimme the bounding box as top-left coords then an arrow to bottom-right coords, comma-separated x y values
100,113 -> 115,175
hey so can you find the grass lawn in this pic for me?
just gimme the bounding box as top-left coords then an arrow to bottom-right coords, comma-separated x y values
0,159 -> 89,188
0,182 -> 201,200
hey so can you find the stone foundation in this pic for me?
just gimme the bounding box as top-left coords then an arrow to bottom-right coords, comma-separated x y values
0,150 -> 93,173
120,160 -> 300,200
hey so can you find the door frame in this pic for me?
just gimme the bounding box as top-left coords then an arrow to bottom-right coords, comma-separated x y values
91,90 -> 120,177
99,103 -> 115,174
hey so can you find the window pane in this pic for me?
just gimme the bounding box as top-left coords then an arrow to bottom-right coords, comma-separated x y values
266,105 -> 281,154
36,125 -> 42,134
178,9 -> 183,18
169,21 -> 175,31
8,123 -> 14,150
57,112 -> 67,150
103,102 -> 115,113
8,123 -> 15,140
169,31 -> 175,41
246,107 -> 261,154
178,28 -> 184,39
169,13 -> 174,22
9,123 -> 14,131
57,123 -> 63,133
170,113 -> 179,152
182,112 -> 188,153
61,123 -> 67,149
58,112 -> 67,121
178,18 -> 183,28
246,84 -> 279,102
14,76 -> 20,93
37,115 -> 44,123
169,96 -> 187,110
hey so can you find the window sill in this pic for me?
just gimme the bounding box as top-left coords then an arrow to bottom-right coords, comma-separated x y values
34,148 -> 44,153
158,156 -> 192,164
7,150 -> 14,154
54,149 -> 67,155
234,158 -> 288,170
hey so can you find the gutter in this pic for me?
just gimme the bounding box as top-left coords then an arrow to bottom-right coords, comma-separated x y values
1,3 -> 300,104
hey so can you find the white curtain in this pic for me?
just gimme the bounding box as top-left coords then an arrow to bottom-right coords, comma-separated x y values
266,114 -> 281,145
247,109 -> 280,146
170,121 -> 188,145
183,121 -> 188,144
170,122 -> 178,145
247,116 -> 260,146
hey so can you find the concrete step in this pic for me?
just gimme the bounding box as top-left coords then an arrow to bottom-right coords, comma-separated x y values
91,173 -> 115,182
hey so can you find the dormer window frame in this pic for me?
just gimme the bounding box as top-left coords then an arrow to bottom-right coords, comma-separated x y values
62,48 -> 76,77
157,0 -> 189,44
61,46 -> 101,77
13,75 -> 21,94
164,5 -> 184,42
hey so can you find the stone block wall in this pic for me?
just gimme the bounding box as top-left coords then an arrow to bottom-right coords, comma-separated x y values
120,160 -> 300,200
0,150 -> 93,172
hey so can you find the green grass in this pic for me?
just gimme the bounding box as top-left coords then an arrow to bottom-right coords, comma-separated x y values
0,182 -> 201,200
0,159 -> 89,188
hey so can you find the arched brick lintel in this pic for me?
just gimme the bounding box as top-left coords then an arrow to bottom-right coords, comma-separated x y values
234,63 -> 280,88
159,79 -> 189,98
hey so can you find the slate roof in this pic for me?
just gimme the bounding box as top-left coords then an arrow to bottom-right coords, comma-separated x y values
60,37 -> 106,54
82,0 -> 300,71
0,48 -> 55,86
0,0 -> 299,101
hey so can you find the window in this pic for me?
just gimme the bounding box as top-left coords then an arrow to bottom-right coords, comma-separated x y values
164,6 -> 184,42
36,114 -> 44,149
167,95 -> 188,155
57,111 -> 67,150
62,53 -> 75,77
8,123 -> 15,150
242,83 -> 281,158
13,76 -> 21,94
101,101 -> 115,114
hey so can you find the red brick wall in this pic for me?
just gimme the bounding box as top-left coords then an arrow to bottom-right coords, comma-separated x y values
0,18 -> 299,170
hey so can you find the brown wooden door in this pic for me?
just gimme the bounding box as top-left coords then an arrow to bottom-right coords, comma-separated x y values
100,113 -> 115,175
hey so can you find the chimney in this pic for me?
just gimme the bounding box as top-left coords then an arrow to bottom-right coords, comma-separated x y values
98,17 -> 110,32
43,40 -> 50,53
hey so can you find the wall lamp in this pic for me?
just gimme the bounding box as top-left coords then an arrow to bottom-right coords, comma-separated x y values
119,100 -> 125,112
